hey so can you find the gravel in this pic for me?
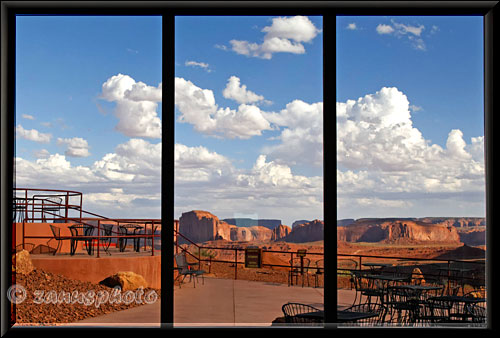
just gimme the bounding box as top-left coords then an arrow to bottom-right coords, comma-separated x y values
13,269 -> 161,326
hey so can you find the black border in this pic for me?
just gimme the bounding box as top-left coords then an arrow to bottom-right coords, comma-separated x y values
1,1 -> 497,335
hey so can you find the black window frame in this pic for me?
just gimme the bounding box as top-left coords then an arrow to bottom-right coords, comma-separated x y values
1,1 -> 497,332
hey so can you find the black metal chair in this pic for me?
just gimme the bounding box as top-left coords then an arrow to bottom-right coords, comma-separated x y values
313,259 -> 324,288
174,253 -> 205,288
281,302 -> 324,326
100,224 -> 114,255
49,224 -> 71,255
351,270 -> 386,306
340,303 -> 386,326
288,257 -> 311,287
68,224 -> 95,255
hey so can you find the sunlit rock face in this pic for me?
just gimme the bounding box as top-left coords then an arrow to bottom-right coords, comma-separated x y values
280,220 -> 324,243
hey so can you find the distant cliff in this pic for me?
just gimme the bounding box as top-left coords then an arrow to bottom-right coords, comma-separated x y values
222,218 -> 282,230
337,219 -> 461,244
280,220 -> 324,243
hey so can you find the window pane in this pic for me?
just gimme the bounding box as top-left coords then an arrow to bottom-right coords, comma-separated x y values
174,15 -> 324,327
14,16 -> 162,326
337,16 -> 486,327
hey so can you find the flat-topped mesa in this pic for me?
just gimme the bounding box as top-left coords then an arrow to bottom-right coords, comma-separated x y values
179,210 -> 273,243
222,218 -> 282,230
179,210 -> 232,244
280,219 -> 324,243
337,219 -> 461,244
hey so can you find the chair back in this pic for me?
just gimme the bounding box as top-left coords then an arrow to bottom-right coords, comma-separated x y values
175,253 -> 190,273
282,302 -> 323,325
49,224 -> 61,238
102,224 -> 114,235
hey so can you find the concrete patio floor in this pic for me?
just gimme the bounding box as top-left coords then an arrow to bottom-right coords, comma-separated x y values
62,278 -> 359,328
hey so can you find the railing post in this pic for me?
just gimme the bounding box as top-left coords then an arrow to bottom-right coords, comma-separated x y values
25,189 -> 28,222
152,221 -> 155,257
234,248 -> 238,280
65,192 -> 69,222
97,219 -> 100,258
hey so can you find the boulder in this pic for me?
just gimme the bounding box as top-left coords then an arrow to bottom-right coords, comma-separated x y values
100,271 -> 148,291
411,267 -> 425,285
13,250 -> 34,275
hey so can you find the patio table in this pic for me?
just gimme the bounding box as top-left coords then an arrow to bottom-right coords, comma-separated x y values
68,224 -> 95,256
337,310 -> 379,323
295,310 -> 324,323
118,224 -> 144,252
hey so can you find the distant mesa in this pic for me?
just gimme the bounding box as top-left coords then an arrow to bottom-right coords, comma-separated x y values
222,218 -> 281,230
179,210 -> 323,244
337,217 -> 485,246
292,220 -> 310,229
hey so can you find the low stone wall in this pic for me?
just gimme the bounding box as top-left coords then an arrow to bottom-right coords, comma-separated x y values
31,255 -> 161,289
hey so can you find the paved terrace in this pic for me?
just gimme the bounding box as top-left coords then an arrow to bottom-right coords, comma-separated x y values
61,277 -> 358,328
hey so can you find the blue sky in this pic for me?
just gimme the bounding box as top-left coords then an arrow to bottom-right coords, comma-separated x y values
14,15 -> 485,224
174,16 -> 323,225
15,16 -> 162,219
337,16 -> 485,219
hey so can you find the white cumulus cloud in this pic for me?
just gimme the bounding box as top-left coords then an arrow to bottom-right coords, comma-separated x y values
229,16 -> 321,59
57,137 -> 91,157
222,76 -> 265,104
15,124 -> 52,143
100,74 -> 162,139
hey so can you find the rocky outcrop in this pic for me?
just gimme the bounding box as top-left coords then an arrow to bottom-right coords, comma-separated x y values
223,218 -> 282,230
281,220 -> 324,243
337,219 -> 461,244
292,220 -> 310,229
100,271 -> 148,291
458,229 -> 486,246
417,217 -> 485,228
337,219 -> 356,227
179,210 -> 219,244
13,250 -> 34,275
271,224 -> 291,241
230,226 -> 272,242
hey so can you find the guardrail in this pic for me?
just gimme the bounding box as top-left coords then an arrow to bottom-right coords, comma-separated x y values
14,188 -> 161,258
174,226 -> 324,281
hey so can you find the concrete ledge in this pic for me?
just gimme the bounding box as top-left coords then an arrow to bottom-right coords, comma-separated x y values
31,254 -> 161,288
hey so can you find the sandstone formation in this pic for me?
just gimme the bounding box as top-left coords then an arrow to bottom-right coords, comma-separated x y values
271,224 -> 292,241
433,244 -> 485,260
337,219 -> 461,244
337,219 -> 356,227
280,220 -> 324,243
223,218 -> 282,230
179,210 -> 277,243
292,220 -> 310,229
13,249 -> 34,275
457,228 -> 486,246
100,271 -> 148,291
418,217 -> 485,228
230,226 -> 273,241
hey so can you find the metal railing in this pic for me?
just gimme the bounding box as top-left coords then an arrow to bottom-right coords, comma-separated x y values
173,225 -> 324,281
14,188 -> 161,258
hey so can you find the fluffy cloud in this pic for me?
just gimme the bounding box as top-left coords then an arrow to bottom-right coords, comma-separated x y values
101,74 -> 162,138
175,150 -> 323,225
185,60 -> 211,72
222,76 -> 265,104
22,114 -> 35,120
337,87 -> 485,218
346,23 -> 357,30
376,20 -> 427,50
262,100 -> 323,167
57,137 -> 91,157
15,125 -> 52,143
175,77 -> 272,139
229,16 -> 321,59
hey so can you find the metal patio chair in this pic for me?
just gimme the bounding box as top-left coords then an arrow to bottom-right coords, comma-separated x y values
281,302 -> 324,326
288,257 -> 311,287
49,224 -> 71,255
340,302 -> 386,326
174,253 -> 205,288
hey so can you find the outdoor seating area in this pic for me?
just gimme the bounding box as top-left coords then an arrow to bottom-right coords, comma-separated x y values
14,188 -> 160,258
342,264 -> 487,326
